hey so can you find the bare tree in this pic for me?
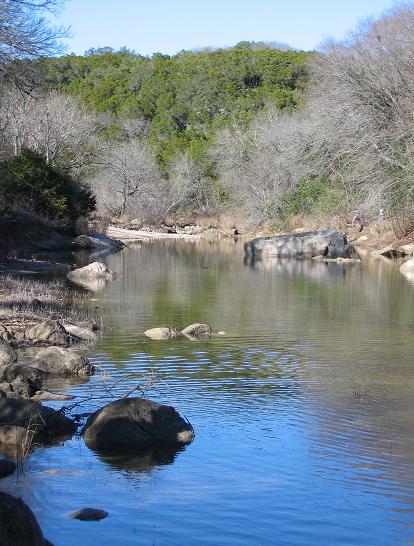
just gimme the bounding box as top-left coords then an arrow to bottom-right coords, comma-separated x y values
0,0 -> 67,86
213,3 -> 414,226
92,139 -> 168,224
0,87 -> 99,176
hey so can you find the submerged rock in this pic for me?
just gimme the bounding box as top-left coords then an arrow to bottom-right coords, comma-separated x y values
0,340 -> 17,366
32,346 -> 94,377
244,229 -> 357,260
0,398 -> 75,447
181,323 -> 212,338
144,327 -> 177,340
69,508 -> 108,521
0,491 -> 51,545
82,397 -> 194,451
31,390 -> 75,402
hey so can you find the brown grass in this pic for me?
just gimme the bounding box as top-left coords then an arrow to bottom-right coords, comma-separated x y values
0,276 -> 94,333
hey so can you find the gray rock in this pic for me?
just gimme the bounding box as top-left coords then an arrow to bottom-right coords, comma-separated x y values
0,339 -> 17,366
181,323 -> 212,337
0,491 -> 51,545
69,508 -> 108,521
72,231 -> 123,253
0,364 -> 44,388
67,261 -> 114,280
400,257 -> 414,273
0,458 -> 16,478
32,347 -> 94,377
0,398 -> 75,447
63,324 -> 96,343
244,229 -> 357,260
8,377 -> 38,399
144,327 -> 177,340
67,262 -> 115,291
19,320 -> 70,347
0,325 -> 13,343
82,397 -> 194,451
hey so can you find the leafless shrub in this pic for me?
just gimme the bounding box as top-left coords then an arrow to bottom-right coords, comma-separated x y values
213,4 -> 414,230
92,139 -> 169,225
0,87 -> 100,176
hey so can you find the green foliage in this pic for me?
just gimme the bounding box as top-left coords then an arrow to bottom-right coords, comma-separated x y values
40,46 -> 311,167
0,149 -> 95,227
280,177 -> 346,219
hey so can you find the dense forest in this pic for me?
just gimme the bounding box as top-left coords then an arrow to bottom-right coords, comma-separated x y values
1,1 -> 414,233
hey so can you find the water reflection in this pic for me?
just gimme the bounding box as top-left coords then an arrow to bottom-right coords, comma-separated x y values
4,240 -> 414,546
91,444 -> 186,474
244,254 -> 356,283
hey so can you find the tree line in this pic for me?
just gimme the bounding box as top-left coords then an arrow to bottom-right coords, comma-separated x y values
1,1 -> 413,232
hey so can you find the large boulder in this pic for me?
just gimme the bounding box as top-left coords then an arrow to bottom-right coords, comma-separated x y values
32,346 -> 94,377
0,340 -> 17,366
0,491 -> 51,545
82,397 -> 194,451
244,229 -> 357,260
17,320 -> 71,347
0,398 -> 75,447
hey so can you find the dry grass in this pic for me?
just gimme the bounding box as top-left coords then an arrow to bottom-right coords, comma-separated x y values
0,276 -> 94,333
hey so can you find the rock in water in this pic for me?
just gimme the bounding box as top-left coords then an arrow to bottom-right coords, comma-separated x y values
0,398 -> 75,447
69,508 -> 108,521
0,491 -> 51,545
144,327 -> 177,340
82,397 -> 194,450
244,229 -> 356,260
67,262 -> 115,291
0,340 -> 17,366
67,262 -> 114,280
181,323 -> 212,337
400,257 -> 414,273
32,347 -> 94,377
0,364 -> 44,390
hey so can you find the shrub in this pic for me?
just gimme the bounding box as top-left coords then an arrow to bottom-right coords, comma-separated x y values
0,149 -> 95,228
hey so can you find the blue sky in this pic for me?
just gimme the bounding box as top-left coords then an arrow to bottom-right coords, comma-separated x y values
52,0 -> 396,56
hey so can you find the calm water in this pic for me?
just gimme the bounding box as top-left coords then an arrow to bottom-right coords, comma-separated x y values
2,239 -> 414,546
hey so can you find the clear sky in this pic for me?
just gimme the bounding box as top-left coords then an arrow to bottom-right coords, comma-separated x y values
52,0 -> 396,56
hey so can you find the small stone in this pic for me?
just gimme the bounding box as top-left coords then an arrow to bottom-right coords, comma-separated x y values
144,327 -> 177,340
69,508 -> 108,521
